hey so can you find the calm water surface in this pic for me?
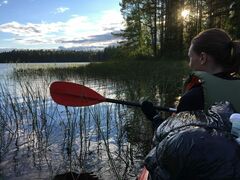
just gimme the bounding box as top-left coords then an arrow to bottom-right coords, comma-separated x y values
0,62 -> 182,179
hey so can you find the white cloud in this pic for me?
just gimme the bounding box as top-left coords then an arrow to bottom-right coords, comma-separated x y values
0,21 -> 64,36
0,9 -> 124,49
0,0 -> 8,7
99,10 -> 124,32
55,7 -> 69,14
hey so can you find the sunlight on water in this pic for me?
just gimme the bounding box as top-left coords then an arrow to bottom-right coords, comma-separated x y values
0,63 -> 148,179
0,62 -> 184,179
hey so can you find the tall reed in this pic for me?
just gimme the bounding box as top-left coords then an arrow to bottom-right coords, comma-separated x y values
0,60 -> 188,179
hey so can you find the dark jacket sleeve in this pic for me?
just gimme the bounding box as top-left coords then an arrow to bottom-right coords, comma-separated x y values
145,103 -> 240,180
146,128 -> 240,180
177,86 -> 204,112
164,128 -> 240,180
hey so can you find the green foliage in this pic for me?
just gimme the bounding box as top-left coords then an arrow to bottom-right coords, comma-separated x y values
79,59 -> 188,86
2,1 -> 240,62
118,0 -> 153,58
12,59 -> 189,109
92,59 -> 188,109
103,46 -> 128,61
118,0 -> 240,59
0,49 -> 110,63
228,1 -> 240,39
0,46 -> 135,63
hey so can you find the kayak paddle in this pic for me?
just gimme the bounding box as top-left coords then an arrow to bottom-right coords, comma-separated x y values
50,81 -> 177,112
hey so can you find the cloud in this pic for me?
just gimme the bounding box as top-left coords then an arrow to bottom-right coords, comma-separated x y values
0,21 -> 64,37
0,9 -> 124,49
55,31 -> 122,50
58,45 -> 108,51
56,31 -> 121,44
99,10 -> 124,32
0,0 -> 8,7
55,7 -> 69,14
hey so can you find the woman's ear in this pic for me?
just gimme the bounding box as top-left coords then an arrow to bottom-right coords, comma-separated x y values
199,52 -> 207,65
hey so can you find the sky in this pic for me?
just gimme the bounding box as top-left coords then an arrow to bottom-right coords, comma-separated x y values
0,0 -> 124,51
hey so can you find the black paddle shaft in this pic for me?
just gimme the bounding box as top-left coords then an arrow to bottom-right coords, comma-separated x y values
105,98 -> 176,112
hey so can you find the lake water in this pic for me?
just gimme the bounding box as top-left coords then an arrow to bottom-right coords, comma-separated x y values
0,62 -> 90,76
0,62 -> 152,180
0,62 -> 185,179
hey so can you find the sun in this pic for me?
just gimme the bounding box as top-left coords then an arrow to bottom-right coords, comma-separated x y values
181,9 -> 190,19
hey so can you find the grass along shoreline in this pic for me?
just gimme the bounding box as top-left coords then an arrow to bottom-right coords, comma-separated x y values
0,59 -> 190,179
12,59 -> 189,80
12,59 -> 189,110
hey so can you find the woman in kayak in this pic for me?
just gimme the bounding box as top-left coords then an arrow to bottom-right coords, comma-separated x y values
177,28 -> 240,112
142,28 -> 240,119
140,28 -> 240,180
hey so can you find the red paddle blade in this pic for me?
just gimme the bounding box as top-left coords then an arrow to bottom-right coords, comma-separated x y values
50,81 -> 106,107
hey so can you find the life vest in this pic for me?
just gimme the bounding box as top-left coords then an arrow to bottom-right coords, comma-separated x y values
188,71 -> 240,112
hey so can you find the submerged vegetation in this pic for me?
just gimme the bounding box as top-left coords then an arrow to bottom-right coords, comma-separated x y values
1,0 -> 239,179
13,60 -> 189,108
0,77 -> 145,179
0,60 -> 189,179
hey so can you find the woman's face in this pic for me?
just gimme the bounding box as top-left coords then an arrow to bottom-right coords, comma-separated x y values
188,44 -> 203,71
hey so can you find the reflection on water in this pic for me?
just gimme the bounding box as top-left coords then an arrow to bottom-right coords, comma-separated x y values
0,63 -> 185,179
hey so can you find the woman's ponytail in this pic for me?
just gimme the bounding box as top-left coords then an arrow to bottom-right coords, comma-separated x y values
191,28 -> 240,73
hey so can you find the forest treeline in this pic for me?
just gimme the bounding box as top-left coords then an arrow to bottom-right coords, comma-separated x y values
0,47 -> 124,63
118,0 -> 240,58
0,0 -> 239,63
